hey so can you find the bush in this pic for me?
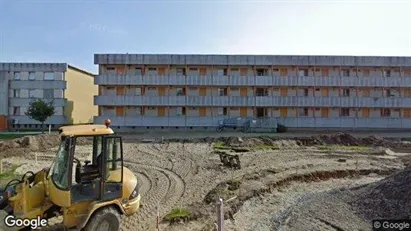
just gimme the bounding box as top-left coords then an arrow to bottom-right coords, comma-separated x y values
276,123 -> 288,133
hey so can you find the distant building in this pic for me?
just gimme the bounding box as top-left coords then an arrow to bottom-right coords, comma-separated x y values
93,54 -> 411,130
0,63 -> 97,130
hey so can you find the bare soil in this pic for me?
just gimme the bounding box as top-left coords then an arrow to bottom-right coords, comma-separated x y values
0,132 -> 410,231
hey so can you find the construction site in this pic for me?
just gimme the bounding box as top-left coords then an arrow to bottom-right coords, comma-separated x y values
0,130 -> 410,231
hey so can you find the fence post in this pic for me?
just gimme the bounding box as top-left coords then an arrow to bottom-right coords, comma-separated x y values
156,204 -> 160,231
216,197 -> 224,231
48,125 -> 51,134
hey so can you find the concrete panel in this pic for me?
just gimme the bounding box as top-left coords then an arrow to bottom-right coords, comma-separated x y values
9,80 -> 66,89
0,71 -> 8,115
9,98 -> 67,107
0,63 -> 67,72
8,115 -> 67,125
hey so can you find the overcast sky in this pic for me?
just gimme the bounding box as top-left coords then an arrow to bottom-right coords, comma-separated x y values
0,0 -> 410,73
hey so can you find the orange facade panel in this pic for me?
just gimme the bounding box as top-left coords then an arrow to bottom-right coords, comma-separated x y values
280,88 -> 288,96
321,108 -> 329,118
158,67 -> 166,76
362,89 -> 370,97
403,109 -> 411,118
240,68 -> 248,76
158,107 -> 166,117
199,107 -> 206,117
322,69 -> 329,77
362,108 -> 370,118
158,87 -> 166,96
240,107 -> 247,117
116,66 -> 125,75
116,87 -> 125,95
200,68 -> 207,76
240,88 -> 247,96
321,88 -> 329,97
116,107 -> 124,116
0,115 -> 7,131
280,69 -> 288,77
199,88 -> 206,96
280,108 -> 287,117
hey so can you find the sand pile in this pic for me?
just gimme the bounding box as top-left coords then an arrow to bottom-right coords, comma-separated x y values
350,165 -> 411,220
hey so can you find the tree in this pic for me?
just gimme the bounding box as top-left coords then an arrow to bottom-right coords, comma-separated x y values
25,99 -> 55,133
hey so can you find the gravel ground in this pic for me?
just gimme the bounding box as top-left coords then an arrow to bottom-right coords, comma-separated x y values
0,134 -> 409,231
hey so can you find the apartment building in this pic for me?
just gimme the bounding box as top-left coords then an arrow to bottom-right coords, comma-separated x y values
0,63 -> 97,130
94,54 -> 411,129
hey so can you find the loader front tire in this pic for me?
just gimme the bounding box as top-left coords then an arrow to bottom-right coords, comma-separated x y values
84,206 -> 121,231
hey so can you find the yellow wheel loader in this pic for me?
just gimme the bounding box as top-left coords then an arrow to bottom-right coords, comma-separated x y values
0,119 -> 141,230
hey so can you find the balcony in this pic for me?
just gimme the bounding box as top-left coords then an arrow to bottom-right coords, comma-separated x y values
10,98 -> 67,107
10,80 -> 66,89
9,115 -> 67,125
94,74 -> 411,88
94,75 -> 143,85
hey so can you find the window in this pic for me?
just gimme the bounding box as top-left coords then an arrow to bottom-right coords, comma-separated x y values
176,68 -> 186,76
340,108 -> 350,117
299,69 -> 309,77
256,69 -> 267,76
300,108 -> 309,116
303,88 -> 309,96
385,89 -> 393,97
217,107 -> 227,116
43,89 -> 54,99
135,68 -> 142,75
136,107 -> 142,115
342,70 -> 350,77
13,107 -> 20,115
176,88 -> 185,96
188,107 -> 197,110
136,88 -> 142,96
28,72 -> 36,80
384,70 -> 391,77
381,108 -> 391,117
14,72 -> 20,80
231,88 -> 239,91
29,90 -> 36,98
189,68 -> 198,71
13,89 -> 20,98
147,68 -> 157,75
176,107 -> 186,116
218,88 -> 227,96
44,72 -> 54,80
51,140 -> 71,190
363,69 -> 370,77
217,69 -> 227,76
342,89 -> 350,97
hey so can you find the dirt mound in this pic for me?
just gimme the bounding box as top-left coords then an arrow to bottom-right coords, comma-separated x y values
0,134 -> 92,158
0,134 -> 60,153
349,165 -> 411,220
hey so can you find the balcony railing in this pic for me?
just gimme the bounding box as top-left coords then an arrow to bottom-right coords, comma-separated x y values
93,116 -> 411,129
95,74 -> 411,87
94,95 -> 411,107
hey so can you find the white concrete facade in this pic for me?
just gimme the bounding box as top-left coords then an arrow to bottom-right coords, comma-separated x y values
93,54 -> 411,129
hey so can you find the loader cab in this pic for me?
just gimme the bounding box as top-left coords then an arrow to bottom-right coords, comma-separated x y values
48,121 -> 124,207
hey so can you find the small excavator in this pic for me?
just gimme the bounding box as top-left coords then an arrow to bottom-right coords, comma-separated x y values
0,119 -> 140,230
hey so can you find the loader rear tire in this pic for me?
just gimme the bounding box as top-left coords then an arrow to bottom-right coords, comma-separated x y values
83,206 -> 121,231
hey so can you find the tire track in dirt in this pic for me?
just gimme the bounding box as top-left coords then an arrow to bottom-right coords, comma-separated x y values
121,161 -> 186,231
